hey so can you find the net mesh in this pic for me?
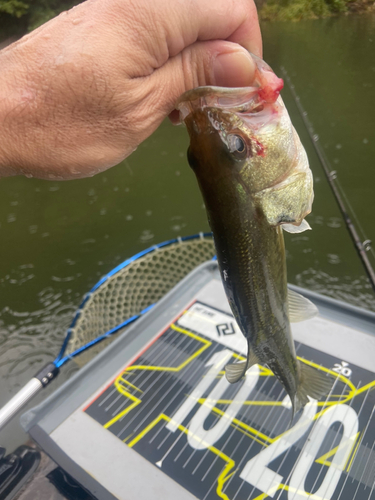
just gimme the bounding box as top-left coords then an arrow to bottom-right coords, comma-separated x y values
65,236 -> 215,365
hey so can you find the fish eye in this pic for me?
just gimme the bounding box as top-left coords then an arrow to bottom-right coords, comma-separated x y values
227,134 -> 247,159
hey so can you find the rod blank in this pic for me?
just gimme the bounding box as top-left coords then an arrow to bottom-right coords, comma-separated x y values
281,68 -> 375,293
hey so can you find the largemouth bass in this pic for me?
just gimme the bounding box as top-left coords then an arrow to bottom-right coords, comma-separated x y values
177,55 -> 333,417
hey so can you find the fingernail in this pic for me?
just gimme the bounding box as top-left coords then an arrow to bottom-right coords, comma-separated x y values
213,51 -> 256,88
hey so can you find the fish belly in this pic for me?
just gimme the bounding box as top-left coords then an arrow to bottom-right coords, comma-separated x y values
209,197 -> 300,399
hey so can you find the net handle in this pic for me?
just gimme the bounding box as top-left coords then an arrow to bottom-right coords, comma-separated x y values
0,363 -> 59,432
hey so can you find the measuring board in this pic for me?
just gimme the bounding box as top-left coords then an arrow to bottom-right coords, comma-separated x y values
22,262 -> 375,500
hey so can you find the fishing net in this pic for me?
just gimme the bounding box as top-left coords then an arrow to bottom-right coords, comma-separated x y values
64,235 -> 215,366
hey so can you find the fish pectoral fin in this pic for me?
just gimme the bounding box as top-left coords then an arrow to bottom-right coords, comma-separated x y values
225,349 -> 259,384
282,219 -> 312,233
294,362 -> 334,414
287,288 -> 318,322
225,362 -> 247,384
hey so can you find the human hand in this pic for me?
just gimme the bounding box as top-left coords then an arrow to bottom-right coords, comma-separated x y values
0,0 -> 262,179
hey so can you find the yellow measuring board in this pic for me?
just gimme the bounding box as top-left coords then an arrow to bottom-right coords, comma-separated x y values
85,300 -> 375,500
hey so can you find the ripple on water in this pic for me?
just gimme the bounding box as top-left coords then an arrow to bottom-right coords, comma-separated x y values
51,274 -> 81,282
326,217 -> 341,229
0,292 -> 77,381
310,215 -> 324,225
171,224 -> 186,232
140,230 -> 154,243
327,254 -> 341,265
0,265 -> 35,286
295,267 -> 375,311
7,213 -> 16,223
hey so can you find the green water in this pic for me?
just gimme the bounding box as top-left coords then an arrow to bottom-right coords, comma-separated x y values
0,13 -> 374,452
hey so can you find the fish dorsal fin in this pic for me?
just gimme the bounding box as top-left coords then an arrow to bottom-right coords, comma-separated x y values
282,219 -> 312,233
225,348 -> 259,384
288,288 -> 318,322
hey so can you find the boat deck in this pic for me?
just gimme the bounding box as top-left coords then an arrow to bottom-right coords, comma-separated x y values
20,262 -> 375,500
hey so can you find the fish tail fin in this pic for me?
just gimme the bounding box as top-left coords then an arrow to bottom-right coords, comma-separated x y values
225,343 -> 259,384
291,361 -> 334,420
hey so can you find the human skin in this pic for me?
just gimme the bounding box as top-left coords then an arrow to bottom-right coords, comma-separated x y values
0,0 -> 262,180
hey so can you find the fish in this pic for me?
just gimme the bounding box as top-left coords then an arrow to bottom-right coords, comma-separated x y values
176,54 -> 333,417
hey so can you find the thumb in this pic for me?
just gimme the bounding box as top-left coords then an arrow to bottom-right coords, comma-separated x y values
211,47 -> 258,88
148,40 -> 258,124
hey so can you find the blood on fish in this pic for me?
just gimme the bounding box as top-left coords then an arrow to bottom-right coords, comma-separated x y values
256,69 -> 284,103
254,138 -> 266,157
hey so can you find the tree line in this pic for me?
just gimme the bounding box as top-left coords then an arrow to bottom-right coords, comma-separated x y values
0,0 -> 373,42
0,0 -> 81,40
256,0 -> 373,21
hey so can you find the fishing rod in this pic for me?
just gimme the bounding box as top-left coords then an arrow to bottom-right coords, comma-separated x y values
281,67 -> 375,294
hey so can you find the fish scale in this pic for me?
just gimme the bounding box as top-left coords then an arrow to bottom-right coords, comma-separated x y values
177,53 -> 334,418
194,142 -> 298,405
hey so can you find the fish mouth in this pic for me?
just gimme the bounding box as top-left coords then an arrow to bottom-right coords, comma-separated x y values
176,86 -> 263,123
176,53 -> 284,124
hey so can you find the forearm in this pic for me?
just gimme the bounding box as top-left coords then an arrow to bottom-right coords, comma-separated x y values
0,40 -> 65,179
0,50 -> 26,177
0,33 -> 133,180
